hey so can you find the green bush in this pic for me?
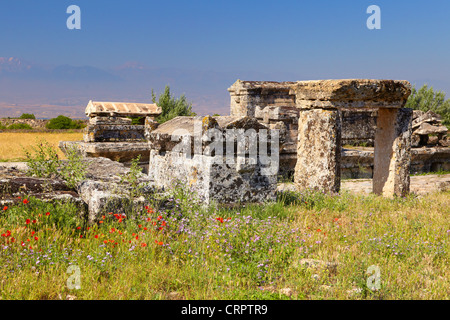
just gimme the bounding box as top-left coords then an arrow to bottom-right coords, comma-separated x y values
46,115 -> 84,130
7,123 -> 33,130
152,85 -> 196,124
405,84 -> 450,126
19,113 -> 36,119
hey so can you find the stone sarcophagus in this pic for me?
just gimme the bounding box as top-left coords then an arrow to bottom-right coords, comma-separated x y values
147,115 -> 279,204
60,101 -> 161,164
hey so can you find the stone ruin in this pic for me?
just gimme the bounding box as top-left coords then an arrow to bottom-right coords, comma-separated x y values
228,79 -> 450,181
53,78 -> 450,210
146,115 -> 278,204
228,80 -> 379,178
60,100 -> 161,166
146,78 -> 413,200
411,110 -> 449,147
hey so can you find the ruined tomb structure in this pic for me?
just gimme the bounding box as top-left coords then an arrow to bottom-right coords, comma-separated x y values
60,101 -> 161,164
147,115 -> 278,204
289,79 -> 412,197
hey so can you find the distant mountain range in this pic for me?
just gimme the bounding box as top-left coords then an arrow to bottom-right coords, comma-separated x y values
0,57 -> 301,119
1,57 -> 448,120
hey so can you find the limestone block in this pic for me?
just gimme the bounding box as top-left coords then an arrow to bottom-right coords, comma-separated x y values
83,124 -> 146,142
148,151 -> 277,204
89,116 -> 132,125
373,108 -> 412,197
290,79 -> 411,109
85,100 -> 161,117
294,109 -> 341,193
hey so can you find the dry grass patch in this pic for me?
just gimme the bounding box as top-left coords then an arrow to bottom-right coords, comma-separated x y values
0,132 -> 83,161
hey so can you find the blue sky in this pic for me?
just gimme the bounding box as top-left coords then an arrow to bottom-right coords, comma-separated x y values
0,0 -> 450,115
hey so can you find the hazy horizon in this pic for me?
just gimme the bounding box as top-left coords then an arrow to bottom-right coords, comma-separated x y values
1,0 -> 450,118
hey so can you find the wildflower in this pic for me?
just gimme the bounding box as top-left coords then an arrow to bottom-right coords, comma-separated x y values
80,235 -> 83,238
103,240 -> 108,244
23,199 -> 29,204
2,206 -> 7,211
157,215 -> 162,221
94,235 -> 99,239
317,229 -> 321,232
25,219 -> 30,225
162,221 -> 167,227
45,212 -> 50,216
32,220 -> 36,224
143,227 -> 147,231
138,225 -> 142,228
334,218 -> 339,222
141,243 -> 147,247
216,217 -> 224,223
99,221 -> 104,224
77,227 -> 81,230
34,236 -> 38,241
31,231 -> 35,235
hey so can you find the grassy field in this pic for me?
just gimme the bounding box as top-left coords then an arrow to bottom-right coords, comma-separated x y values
0,132 -> 83,161
1,186 -> 449,300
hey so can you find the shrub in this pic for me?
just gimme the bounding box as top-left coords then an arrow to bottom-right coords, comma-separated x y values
405,84 -> 450,126
152,85 -> 196,124
23,139 -> 60,178
7,123 -> 33,130
19,113 -> 36,119
46,115 -> 84,130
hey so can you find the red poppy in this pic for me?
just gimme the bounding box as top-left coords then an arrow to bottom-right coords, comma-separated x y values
23,199 -> 29,204
94,235 -> 99,239
138,225 -> 142,228
77,226 -> 81,230
143,227 -> 147,231
45,212 -> 50,216
31,231 -> 35,235
162,221 -> 167,227
317,229 -> 321,232
79,235 -> 83,238
99,221 -> 104,224
158,241 -> 163,245
32,220 -> 36,224
334,218 -> 339,222
216,217 -> 224,223
147,217 -> 151,222
2,206 -> 7,211
157,215 -> 162,221
34,236 -> 38,241
103,240 -> 108,244
141,243 -> 147,247
25,219 -> 30,225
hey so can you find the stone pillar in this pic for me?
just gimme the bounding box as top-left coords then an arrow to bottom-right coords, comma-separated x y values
294,108 -> 341,193
373,108 -> 412,197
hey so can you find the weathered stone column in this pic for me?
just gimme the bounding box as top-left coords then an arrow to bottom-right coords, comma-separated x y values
291,79 -> 412,196
373,108 -> 412,197
294,108 -> 341,193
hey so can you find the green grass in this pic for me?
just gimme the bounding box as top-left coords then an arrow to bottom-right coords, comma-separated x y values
411,169 -> 450,176
1,186 -> 450,300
